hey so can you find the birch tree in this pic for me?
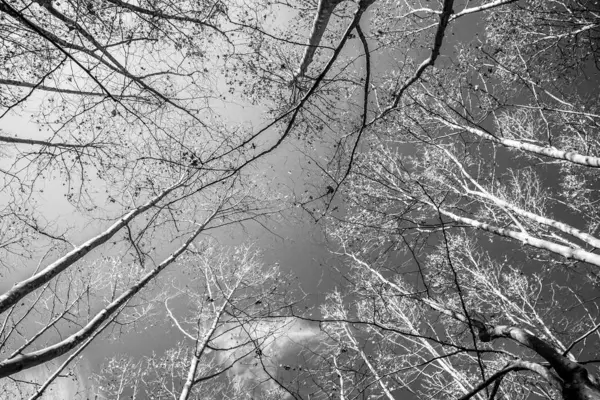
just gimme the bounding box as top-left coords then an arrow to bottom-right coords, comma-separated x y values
307,1 -> 600,399
2,0 -> 599,398
311,224 -> 600,399
0,173 -> 280,390
0,0 -> 303,387
93,243 -> 296,400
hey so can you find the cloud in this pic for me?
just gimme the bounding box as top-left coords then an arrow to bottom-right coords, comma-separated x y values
212,317 -> 322,394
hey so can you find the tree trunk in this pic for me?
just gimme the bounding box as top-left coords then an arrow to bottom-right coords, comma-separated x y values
562,368 -> 600,400
479,325 -> 600,400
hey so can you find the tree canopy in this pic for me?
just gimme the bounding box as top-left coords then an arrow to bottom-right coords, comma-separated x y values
1,0 -> 599,399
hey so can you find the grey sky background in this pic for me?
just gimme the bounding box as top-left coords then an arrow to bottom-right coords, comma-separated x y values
2,0 -> 599,398
0,2 -> 502,397
0,3 -> 350,397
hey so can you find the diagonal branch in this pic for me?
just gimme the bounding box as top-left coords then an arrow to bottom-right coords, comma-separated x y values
0,134 -> 102,150
0,176 -> 186,315
0,209 -> 218,378
437,117 -> 600,168
456,360 -> 559,400
0,0 -> 115,101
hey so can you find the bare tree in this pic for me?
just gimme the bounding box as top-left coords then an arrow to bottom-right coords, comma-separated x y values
3,0 -> 599,398
93,242 -> 297,399
0,0 -> 316,387
298,229 -> 600,399
287,1 -> 600,399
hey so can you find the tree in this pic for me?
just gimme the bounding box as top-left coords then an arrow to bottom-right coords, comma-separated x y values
305,233 -> 599,399
93,242 -> 297,399
0,0 -> 301,390
303,1 -> 600,399
2,0 -> 600,398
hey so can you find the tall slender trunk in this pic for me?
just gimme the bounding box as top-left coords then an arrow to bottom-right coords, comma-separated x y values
0,177 -> 185,315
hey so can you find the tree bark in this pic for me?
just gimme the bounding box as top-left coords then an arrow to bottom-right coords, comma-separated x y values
0,210 -> 216,378
479,326 -> 600,400
0,177 -> 185,315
